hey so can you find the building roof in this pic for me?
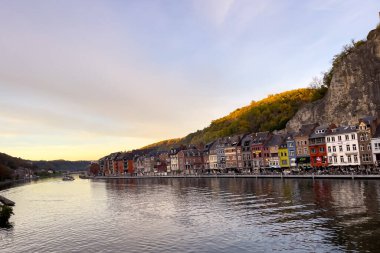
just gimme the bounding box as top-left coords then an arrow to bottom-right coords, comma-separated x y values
359,116 -> 376,126
265,134 -> 284,147
252,132 -> 271,144
309,125 -> 330,138
327,125 -> 358,136
295,123 -> 319,137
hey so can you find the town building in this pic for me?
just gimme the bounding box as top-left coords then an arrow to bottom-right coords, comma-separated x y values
286,134 -> 296,168
357,117 -> 376,167
309,125 -> 332,168
178,148 -> 203,174
225,135 -> 244,173
241,134 -> 253,173
209,141 -> 219,172
371,125 -> 380,166
278,139 -> 289,169
326,126 -> 360,167
294,123 -> 318,168
251,132 -> 272,170
266,134 -> 284,169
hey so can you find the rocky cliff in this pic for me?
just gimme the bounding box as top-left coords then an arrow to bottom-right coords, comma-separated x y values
287,27 -> 380,131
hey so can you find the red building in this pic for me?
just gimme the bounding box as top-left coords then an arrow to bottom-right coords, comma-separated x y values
308,125 -> 333,168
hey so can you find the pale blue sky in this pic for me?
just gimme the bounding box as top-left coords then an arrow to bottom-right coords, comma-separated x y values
0,0 -> 379,160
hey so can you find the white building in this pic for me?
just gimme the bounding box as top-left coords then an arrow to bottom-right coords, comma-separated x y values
169,148 -> 181,173
326,126 -> 360,167
371,126 -> 380,166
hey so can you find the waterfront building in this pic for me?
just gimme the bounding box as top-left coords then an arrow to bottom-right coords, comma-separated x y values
225,135 -> 244,173
241,134 -> 253,173
202,142 -> 214,173
169,147 -> 182,174
266,134 -> 284,169
251,132 -> 272,170
144,153 -> 155,175
209,141 -> 219,172
309,125 -> 332,168
371,125 -> 380,166
294,123 -> 318,168
357,117 -> 376,167
278,139 -> 289,169
115,153 -> 126,175
215,138 -> 227,172
178,148 -> 203,174
134,155 -> 145,175
326,126 -> 360,167
158,152 -> 170,173
286,134 -> 297,168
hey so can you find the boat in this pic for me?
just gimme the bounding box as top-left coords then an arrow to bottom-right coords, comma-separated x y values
62,175 -> 75,181
79,173 -> 90,179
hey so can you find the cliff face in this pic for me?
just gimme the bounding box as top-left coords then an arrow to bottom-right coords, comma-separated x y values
287,27 -> 380,131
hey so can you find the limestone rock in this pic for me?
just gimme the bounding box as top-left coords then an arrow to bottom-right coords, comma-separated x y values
287,27 -> 380,131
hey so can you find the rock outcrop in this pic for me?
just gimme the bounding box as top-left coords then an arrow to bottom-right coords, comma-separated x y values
287,27 -> 380,131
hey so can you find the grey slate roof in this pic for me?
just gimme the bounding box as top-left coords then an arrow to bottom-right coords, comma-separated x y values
326,125 -> 358,136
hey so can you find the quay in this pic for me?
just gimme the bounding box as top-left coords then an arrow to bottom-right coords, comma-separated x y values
91,174 -> 380,180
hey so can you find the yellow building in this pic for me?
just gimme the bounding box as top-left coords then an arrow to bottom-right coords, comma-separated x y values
279,142 -> 290,169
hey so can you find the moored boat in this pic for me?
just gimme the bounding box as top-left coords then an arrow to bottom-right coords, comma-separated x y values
62,175 -> 75,181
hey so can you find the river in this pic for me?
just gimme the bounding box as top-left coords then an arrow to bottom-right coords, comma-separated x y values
1,177 -> 380,252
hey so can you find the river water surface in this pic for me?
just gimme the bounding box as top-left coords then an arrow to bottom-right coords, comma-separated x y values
1,177 -> 380,252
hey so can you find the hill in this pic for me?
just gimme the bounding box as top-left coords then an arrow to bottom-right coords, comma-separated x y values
33,160 -> 90,172
143,87 -> 327,150
0,152 -> 90,181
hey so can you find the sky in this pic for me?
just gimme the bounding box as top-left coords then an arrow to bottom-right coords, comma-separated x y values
0,0 -> 379,161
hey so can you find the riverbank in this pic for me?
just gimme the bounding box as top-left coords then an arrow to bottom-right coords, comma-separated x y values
91,174 -> 380,180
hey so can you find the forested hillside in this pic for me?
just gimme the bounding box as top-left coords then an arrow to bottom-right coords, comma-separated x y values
143,88 -> 327,150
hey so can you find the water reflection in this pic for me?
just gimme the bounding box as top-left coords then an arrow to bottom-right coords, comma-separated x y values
1,177 -> 380,252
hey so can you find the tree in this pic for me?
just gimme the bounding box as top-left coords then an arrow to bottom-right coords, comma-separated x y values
89,163 -> 100,176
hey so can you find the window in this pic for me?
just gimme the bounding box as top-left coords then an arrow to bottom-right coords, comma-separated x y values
375,143 -> 380,150
368,144 -> 371,151
339,146 -> 343,152
328,146 -> 331,152
333,156 -> 337,163
346,145 -> 350,151
360,134 -> 364,141
333,146 -> 336,152
303,147 -> 308,154
319,147 -> 325,152
365,134 -> 369,141
338,136 -> 342,141
297,148 -> 302,155
328,156 -> 332,163
360,145 -> 364,151
362,154 -> 371,162
345,135 -> 349,140
347,155 -> 352,163
352,134 -> 356,140
353,144 -> 357,151
290,151 -> 295,156
354,155 -> 358,163
327,137 -> 331,142
311,148 -> 316,154
340,156 -> 344,163
332,137 -> 336,142
304,141 -> 307,145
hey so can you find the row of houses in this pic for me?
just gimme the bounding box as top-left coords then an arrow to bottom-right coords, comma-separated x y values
98,116 -> 380,176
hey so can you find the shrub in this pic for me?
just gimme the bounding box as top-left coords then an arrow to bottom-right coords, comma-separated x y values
0,205 -> 14,227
